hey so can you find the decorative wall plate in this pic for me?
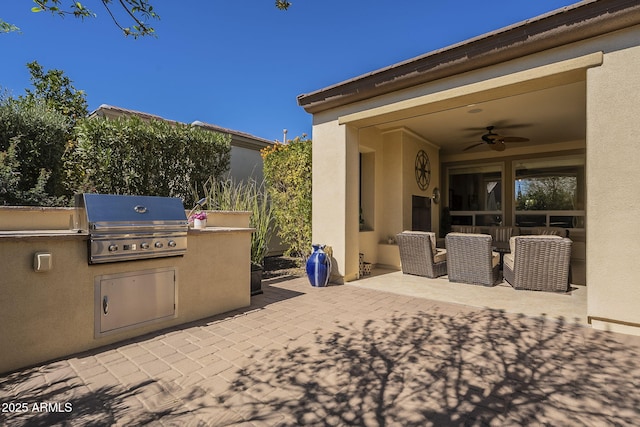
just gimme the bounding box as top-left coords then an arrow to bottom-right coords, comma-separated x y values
415,150 -> 431,190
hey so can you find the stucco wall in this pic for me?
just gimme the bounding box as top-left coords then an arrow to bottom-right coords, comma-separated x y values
401,131 -> 440,233
354,128 -> 441,270
0,211 -> 252,373
230,145 -> 264,183
586,43 -> 640,335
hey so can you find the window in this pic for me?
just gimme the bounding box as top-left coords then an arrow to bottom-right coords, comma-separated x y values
448,164 -> 503,226
514,157 -> 585,228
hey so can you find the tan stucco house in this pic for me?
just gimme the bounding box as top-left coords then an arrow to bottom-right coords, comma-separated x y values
298,0 -> 640,335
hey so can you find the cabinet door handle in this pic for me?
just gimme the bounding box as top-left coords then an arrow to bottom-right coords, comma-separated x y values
103,296 -> 109,315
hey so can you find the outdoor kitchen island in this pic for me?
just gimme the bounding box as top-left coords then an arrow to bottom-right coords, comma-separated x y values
0,206 -> 253,374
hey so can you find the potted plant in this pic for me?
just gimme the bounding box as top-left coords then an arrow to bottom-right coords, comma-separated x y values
190,211 -> 208,229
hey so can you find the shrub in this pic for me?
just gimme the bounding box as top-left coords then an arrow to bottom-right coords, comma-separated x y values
261,136 -> 312,260
0,98 -> 71,204
65,116 -> 230,204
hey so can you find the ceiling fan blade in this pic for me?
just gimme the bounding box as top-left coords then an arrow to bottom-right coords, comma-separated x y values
501,136 -> 529,142
492,122 -> 533,130
463,142 -> 484,151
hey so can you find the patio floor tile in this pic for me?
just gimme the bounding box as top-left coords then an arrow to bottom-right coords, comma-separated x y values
2,276 -> 640,425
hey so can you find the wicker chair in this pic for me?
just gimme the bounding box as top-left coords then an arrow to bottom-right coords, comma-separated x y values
503,235 -> 572,292
445,233 -> 501,286
396,231 -> 447,278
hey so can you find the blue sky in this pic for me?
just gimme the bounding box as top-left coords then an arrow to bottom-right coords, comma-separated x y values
1,1 -> 577,143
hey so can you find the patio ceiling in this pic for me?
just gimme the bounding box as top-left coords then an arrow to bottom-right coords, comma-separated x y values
375,81 -> 586,156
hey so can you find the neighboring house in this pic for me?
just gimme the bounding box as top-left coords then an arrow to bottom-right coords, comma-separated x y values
298,0 -> 640,335
90,104 -> 272,183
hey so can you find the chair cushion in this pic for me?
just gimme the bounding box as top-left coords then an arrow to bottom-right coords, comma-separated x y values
504,253 -> 514,271
509,234 -> 561,254
434,248 -> 447,264
491,251 -> 500,268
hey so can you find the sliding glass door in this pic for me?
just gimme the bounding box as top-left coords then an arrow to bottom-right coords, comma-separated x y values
447,164 -> 503,226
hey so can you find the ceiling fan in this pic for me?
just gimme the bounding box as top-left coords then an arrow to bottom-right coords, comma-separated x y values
463,126 -> 530,152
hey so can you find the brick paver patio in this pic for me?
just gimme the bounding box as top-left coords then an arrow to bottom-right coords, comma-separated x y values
2,276 -> 640,426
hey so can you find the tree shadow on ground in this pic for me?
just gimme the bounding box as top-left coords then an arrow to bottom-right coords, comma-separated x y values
2,302 -> 640,425
0,368 -> 200,426
218,309 -> 640,426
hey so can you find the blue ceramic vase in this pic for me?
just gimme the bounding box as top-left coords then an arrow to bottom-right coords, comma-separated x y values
306,244 -> 331,287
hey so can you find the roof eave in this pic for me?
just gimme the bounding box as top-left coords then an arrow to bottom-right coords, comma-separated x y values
297,0 -> 640,114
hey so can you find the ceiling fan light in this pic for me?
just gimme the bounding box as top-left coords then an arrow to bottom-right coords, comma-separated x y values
493,141 -> 506,151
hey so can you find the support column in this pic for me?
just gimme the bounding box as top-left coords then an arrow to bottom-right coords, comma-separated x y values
586,45 -> 640,335
312,119 -> 360,282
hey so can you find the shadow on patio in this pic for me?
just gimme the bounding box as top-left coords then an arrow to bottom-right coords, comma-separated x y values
217,309 -> 640,425
1,280 -> 639,425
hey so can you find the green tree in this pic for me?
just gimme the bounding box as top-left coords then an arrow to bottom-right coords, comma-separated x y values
0,19 -> 20,33
515,176 -> 576,211
2,1 -> 291,37
30,0 -> 159,38
261,136 -> 312,261
0,62 -> 87,204
19,61 -> 88,125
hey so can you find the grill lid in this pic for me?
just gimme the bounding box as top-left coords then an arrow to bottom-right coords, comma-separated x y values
75,193 -> 188,231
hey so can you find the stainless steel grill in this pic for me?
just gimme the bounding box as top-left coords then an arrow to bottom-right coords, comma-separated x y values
75,193 -> 188,264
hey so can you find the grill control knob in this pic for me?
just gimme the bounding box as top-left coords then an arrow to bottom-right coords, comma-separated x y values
141,242 -> 150,250
108,244 -> 118,252
168,240 -> 177,248
154,242 -> 164,248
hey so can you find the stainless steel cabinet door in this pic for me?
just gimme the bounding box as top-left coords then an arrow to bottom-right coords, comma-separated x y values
95,268 -> 177,336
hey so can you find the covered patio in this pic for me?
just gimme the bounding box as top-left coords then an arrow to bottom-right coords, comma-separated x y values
1,277 -> 637,426
298,1 -> 640,335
